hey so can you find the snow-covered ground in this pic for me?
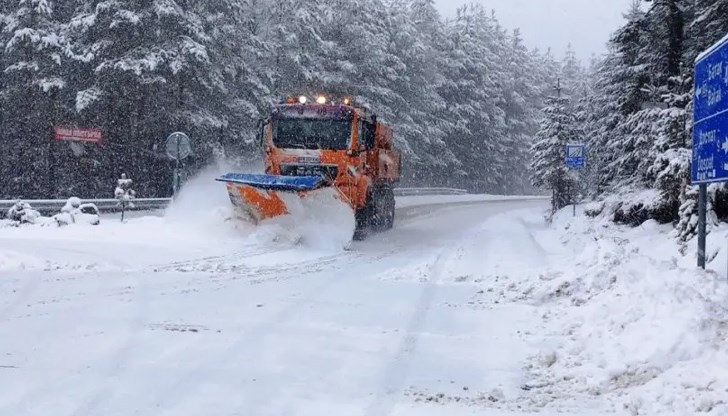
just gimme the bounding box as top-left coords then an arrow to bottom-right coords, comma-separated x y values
1,182 -> 726,415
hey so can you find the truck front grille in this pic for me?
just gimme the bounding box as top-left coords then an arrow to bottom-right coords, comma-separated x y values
280,164 -> 339,180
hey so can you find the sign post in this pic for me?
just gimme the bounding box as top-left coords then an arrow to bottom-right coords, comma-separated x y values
565,143 -> 586,217
165,132 -> 192,197
692,36 -> 728,269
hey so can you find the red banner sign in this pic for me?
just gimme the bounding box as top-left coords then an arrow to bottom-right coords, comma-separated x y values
53,126 -> 103,143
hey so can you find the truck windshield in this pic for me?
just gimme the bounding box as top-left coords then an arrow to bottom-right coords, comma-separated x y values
273,118 -> 351,150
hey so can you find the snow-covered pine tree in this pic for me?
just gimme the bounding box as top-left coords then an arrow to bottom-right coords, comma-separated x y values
581,48 -> 624,200
486,14 -> 520,195
530,91 -> 579,215
438,5 -> 508,193
591,1 -> 658,221
384,0 -> 457,186
685,0 -> 728,63
502,29 -> 542,194
1,0 -> 72,198
609,0 -> 690,224
0,5 -> 10,194
260,0 -> 331,98
577,2 -> 647,208
674,0 -> 728,239
194,0 -> 269,161
559,44 -> 589,104
69,0 -> 236,197
0,0 -> 560,199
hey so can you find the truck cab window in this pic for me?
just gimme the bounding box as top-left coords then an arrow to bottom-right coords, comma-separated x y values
362,121 -> 376,149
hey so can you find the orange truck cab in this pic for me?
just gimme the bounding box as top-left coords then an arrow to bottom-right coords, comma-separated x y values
217,95 -> 402,240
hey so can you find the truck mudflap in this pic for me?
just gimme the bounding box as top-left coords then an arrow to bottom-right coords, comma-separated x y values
215,173 -> 329,223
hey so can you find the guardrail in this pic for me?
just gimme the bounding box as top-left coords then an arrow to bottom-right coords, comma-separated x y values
394,187 -> 469,196
0,188 -> 472,217
0,198 -> 171,216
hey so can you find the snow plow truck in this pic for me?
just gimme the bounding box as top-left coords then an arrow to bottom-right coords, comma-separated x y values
216,94 -> 402,240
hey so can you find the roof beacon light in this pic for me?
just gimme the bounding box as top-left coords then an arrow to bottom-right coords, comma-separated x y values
316,95 -> 327,104
298,95 -> 308,104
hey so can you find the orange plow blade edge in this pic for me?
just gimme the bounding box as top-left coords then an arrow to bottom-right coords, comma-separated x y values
215,173 -> 328,223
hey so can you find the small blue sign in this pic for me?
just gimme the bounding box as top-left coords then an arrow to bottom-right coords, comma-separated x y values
692,36 -> 728,184
565,144 -> 586,169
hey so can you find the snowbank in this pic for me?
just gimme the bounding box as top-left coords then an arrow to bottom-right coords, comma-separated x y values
504,206 -> 728,414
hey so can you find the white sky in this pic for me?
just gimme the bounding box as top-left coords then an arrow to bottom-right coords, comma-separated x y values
434,0 -> 636,63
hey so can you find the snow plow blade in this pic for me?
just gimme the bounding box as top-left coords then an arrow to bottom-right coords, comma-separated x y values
215,173 -> 328,223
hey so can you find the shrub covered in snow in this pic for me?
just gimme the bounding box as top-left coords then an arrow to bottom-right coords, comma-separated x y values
6,200 -> 42,224
53,197 -> 100,226
115,173 -> 136,221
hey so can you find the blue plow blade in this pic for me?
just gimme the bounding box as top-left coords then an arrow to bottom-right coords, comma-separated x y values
215,173 -> 326,192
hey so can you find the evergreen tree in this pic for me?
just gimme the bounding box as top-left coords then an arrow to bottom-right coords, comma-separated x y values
0,0 -> 559,199
1,0 -> 72,198
438,5 -> 508,193
686,0 -> 728,63
530,93 -> 580,214
581,47 -> 624,198
503,29 -> 542,194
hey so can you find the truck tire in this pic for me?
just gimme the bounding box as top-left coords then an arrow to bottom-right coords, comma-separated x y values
371,186 -> 395,232
353,190 -> 375,241
383,187 -> 395,230
353,186 -> 395,240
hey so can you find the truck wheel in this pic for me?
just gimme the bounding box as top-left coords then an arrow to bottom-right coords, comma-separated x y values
383,187 -> 395,230
371,187 -> 391,232
353,191 -> 375,240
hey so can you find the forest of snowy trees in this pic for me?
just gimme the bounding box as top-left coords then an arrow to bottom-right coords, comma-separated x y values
5,0 -> 728,241
531,0 -> 728,240
0,0 -> 580,199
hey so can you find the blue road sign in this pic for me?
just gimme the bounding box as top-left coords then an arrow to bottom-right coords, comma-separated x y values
565,144 -> 586,169
693,36 -> 728,184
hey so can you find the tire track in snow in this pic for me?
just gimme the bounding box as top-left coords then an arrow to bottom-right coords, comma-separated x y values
66,270 -> 151,416
6,270 -> 150,416
141,251 -> 373,415
361,213 -> 506,416
362,249 -> 447,416
0,275 -> 42,322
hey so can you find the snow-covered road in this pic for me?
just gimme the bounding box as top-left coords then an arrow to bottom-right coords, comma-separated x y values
0,195 -> 563,416
6,191 -> 723,416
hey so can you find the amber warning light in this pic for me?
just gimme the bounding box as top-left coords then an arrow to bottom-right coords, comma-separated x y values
283,95 -> 354,106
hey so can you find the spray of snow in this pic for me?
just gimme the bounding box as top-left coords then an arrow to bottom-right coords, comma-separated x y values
163,158 -> 354,251
264,187 -> 355,251
163,162 -> 239,237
